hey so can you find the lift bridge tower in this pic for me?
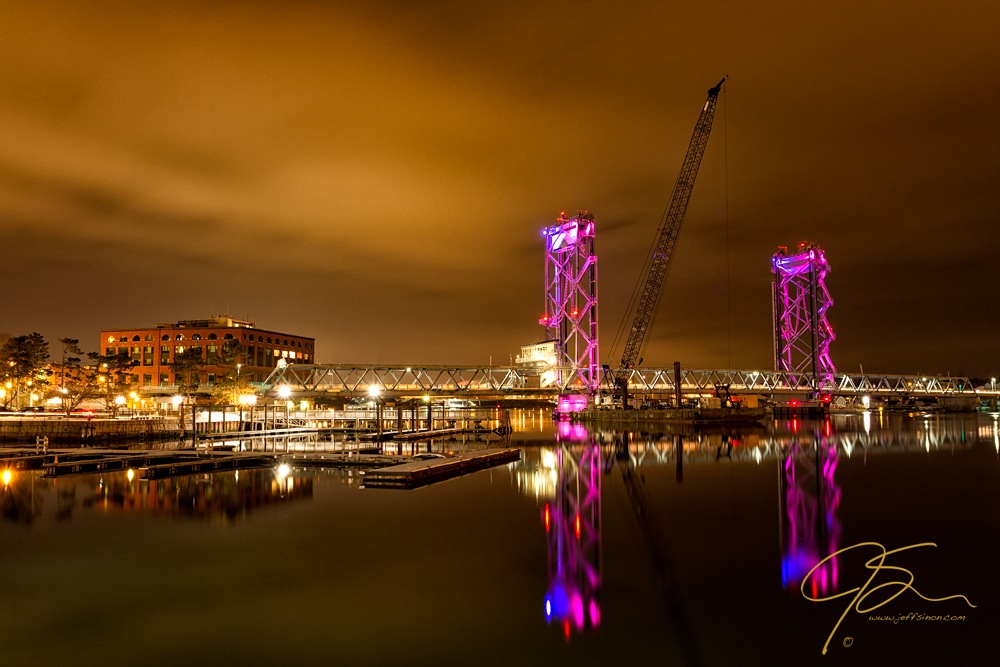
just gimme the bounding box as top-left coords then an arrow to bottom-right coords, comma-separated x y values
539,211 -> 600,397
772,242 -> 836,393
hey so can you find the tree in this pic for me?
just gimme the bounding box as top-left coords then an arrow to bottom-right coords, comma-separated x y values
56,337 -> 84,391
1,333 -> 50,409
170,347 -> 205,405
210,340 -> 254,405
87,351 -> 137,417
49,338 -> 94,415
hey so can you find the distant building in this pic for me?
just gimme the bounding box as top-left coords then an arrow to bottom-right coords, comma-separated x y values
517,340 -> 557,387
99,316 -> 314,393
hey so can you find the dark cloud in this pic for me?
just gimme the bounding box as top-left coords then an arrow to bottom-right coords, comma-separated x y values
1,0 -> 998,374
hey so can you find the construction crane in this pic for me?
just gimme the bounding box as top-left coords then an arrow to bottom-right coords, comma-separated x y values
608,76 -> 727,408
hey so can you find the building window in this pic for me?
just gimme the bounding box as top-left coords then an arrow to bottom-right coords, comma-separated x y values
176,345 -> 186,354
207,345 -> 219,363
105,347 -> 116,356
131,346 -> 141,362
143,346 -> 154,366
132,335 -> 141,342
175,334 -> 184,341
142,374 -> 152,386
192,334 -> 202,340
119,336 -> 127,342
208,333 -> 217,340
144,334 -> 153,341
207,373 -> 216,385
190,345 -> 203,359
160,346 -> 170,363
159,374 -> 169,386
161,334 -> 170,341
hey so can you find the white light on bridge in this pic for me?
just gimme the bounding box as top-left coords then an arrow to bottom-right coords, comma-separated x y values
277,385 -> 292,399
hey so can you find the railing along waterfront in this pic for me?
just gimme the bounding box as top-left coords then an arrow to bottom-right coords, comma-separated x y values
260,364 -> 990,399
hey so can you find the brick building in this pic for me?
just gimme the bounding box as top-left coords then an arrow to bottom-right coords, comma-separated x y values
99,316 -> 315,394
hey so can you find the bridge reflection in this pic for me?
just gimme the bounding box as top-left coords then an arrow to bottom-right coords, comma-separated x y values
540,423 -> 602,637
512,411 -> 993,639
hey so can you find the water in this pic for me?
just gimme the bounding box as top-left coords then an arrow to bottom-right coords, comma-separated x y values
2,410 -> 998,666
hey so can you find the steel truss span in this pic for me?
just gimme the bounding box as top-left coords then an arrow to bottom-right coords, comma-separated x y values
259,364 -> 984,399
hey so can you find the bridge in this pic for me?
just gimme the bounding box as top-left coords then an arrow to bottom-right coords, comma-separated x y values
259,364 -> 995,403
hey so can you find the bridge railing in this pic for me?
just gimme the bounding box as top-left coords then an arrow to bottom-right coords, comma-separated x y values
259,364 -> 989,398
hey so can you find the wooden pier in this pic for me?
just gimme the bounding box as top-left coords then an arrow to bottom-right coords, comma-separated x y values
359,448 -> 521,489
2,445 -> 520,488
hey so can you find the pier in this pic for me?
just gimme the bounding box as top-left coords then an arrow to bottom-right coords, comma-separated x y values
359,448 -> 521,489
1,443 -> 521,488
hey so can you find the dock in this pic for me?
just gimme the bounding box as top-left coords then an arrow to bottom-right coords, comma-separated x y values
359,447 -> 520,489
2,445 -> 520,488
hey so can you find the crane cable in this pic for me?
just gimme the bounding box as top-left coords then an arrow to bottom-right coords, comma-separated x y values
724,82 -> 732,369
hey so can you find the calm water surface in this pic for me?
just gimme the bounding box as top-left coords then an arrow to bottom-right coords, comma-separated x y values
2,410 -> 998,666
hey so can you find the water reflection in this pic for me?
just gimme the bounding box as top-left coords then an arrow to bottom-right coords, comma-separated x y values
1,467 -> 313,524
542,420 -> 602,637
514,411 -> 993,641
779,425 -> 842,595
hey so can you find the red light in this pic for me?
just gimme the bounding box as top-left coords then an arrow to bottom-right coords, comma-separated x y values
544,504 -> 551,533
575,513 -> 581,539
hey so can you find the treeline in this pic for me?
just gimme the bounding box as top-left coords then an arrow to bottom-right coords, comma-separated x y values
0,332 -> 252,414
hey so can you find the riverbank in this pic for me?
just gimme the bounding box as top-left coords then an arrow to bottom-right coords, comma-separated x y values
0,416 -> 179,445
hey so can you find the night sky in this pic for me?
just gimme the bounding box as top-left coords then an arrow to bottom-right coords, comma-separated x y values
2,1 -> 998,378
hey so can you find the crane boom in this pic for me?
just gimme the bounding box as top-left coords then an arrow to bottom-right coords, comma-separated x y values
616,77 -> 726,395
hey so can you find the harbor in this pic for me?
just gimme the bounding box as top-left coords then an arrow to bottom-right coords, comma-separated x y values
2,409 -> 996,664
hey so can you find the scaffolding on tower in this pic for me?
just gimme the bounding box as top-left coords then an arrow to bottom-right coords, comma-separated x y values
539,211 -> 600,395
772,242 -> 836,393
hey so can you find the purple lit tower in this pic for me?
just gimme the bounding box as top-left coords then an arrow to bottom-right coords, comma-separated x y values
540,211 -> 600,395
772,243 -> 836,392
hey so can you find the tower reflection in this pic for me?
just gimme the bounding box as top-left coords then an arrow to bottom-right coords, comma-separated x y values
542,420 -> 602,638
779,420 -> 842,596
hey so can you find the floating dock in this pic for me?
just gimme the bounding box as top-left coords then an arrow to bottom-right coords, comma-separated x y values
359,448 -> 520,489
